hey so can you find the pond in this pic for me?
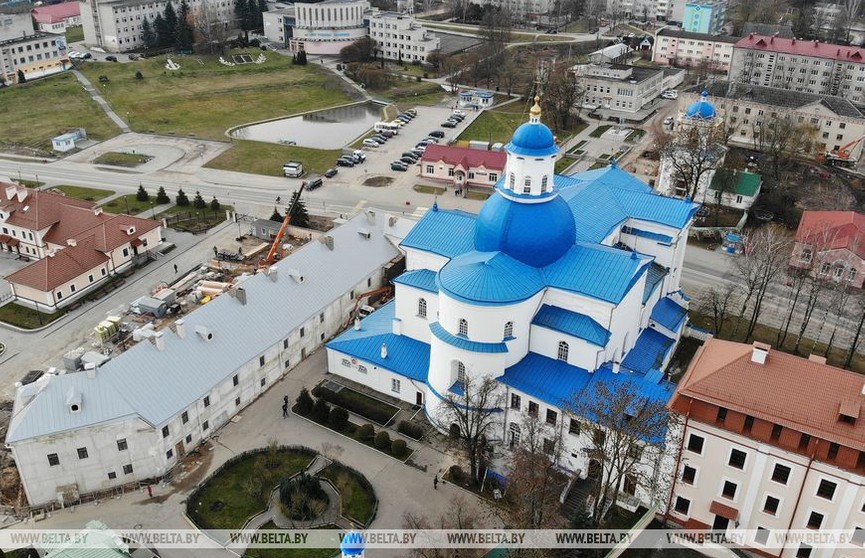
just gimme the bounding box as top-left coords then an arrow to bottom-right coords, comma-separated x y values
230,102 -> 384,149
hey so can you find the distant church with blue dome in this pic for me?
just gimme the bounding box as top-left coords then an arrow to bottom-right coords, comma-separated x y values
326,100 -> 699,503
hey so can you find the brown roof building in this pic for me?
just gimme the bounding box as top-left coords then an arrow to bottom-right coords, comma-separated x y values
0,181 -> 162,311
666,338 -> 865,557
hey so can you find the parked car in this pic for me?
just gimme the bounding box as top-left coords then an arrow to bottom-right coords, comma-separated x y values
402,151 -> 419,160
589,27 -> 599,34
324,168 -> 338,178
428,130 -> 445,138
399,112 -> 414,120
411,148 -> 425,158
423,137 -> 439,144
336,157 -> 355,167
105,55 -> 118,62
83,53 -> 92,59
417,139 -> 433,147
406,109 -> 417,116
391,162 -> 408,171
128,54 -> 139,60
661,89 -> 678,100
372,134 -> 388,142
363,139 -> 380,148
352,150 -> 366,162
68,51 -> 83,59
452,110 -> 466,117
400,156 -> 417,165
663,116 -> 674,126
441,121 -> 457,128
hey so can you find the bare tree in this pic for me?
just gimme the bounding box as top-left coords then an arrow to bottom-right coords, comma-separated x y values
440,375 -> 504,485
845,0 -> 862,43
844,293 -> 865,368
403,496 -> 485,558
777,267 -> 809,348
568,381 -> 675,526
696,282 -> 738,336
737,225 -> 794,341
753,114 -> 818,180
192,0 -> 232,53
540,63 -> 584,132
656,124 -> 726,201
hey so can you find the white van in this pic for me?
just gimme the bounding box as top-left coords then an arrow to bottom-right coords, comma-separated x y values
283,161 -> 304,178
374,122 -> 398,133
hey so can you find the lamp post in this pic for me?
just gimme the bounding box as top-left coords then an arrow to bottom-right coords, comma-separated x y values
150,201 -> 155,219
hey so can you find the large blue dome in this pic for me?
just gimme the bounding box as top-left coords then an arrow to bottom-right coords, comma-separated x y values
474,191 -> 576,268
685,90 -> 716,119
438,251 -> 546,305
507,121 -> 558,156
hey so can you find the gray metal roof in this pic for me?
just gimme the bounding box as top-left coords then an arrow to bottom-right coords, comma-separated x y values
6,212 -> 407,443
656,28 -> 740,44
700,81 -> 864,118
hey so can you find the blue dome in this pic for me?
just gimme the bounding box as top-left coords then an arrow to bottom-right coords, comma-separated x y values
685,90 -> 716,119
507,121 -> 558,156
438,251 -> 546,305
474,191 -> 576,268
340,532 -> 365,556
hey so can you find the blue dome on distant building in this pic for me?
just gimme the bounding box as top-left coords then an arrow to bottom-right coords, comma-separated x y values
474,191 -> 576,268
685,90 -> 716,120
506,98 -> 559,156
340,532 -> 365,557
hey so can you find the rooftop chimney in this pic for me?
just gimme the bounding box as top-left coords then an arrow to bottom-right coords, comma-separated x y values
751,342 -> 770,365
288,268 -> 304,283
365,209 -> 376,224
195,325 -> 213,342
92,207 -> 103,216
175,319 -> 186,339
808,354 -> 827,365
84,362 -> 97,378
153,331 -> 165,351
232,286 -> 247,305
320,235 -> 334,250
266,265 -> 278,282
381,342 -> 388,359
354,318 -> 361,331
66,238 -> 77,247
392,317 -> 402,336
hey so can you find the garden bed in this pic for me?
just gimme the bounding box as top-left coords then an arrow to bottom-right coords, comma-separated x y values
0,303 -> 65,329
312,384 -> 399,425
413,184 -> 447,195
589,125 -> 612,138
93,152 -> 153,167
317,463 -> 377,526
101,194 -> 160,216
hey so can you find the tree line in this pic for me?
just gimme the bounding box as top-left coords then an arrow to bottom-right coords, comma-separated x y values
141,0 -> 195,51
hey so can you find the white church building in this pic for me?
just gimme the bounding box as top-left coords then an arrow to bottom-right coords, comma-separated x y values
327,101 -> 700,507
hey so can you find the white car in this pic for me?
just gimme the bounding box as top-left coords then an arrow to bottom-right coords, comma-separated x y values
453,110 -> 467,117
663,116 -> 674,126
68,51 -> 83,59
661,90 -> 679,100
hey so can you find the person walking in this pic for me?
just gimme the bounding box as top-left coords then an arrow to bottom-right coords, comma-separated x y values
282,403 -> 288,418
173,263 -> 178,274
433,474 -> 439,490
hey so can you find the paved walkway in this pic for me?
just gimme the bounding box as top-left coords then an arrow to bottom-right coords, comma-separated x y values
72,70 -> 130,133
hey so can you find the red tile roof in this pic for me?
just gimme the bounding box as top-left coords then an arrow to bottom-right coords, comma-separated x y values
421,145 -> 506,171
43,205 -> 161,252
31,2 -> 80,24
6,240 -> 108,292
795,210 -> 865,260
735,34 -> 865,62
1,182 -> 96,231
672,338 -> 865,450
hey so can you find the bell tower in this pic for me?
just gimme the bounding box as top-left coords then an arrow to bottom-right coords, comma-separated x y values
501,97 -> 559,201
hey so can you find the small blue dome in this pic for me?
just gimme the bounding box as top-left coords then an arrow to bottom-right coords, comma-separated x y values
340,532 -> 365,556
438,251 -> 546,305
507,121 -> 558,156
474,191 -> 575,268
685,90 -> 716,120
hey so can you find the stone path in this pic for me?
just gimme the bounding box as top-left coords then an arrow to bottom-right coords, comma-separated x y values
71,70 -> 130,133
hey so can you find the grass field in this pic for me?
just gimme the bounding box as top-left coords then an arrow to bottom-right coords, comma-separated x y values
461,111 -> 587,145
0,72 -> 119,151
317,463 -> 376,525
101,194 -> 159,216
0,303 -> 65,329
53,185 -> 115,201
79,53 -> 358,140
205,140 -> 341,177
414,184 -> 447,195
94,152 -> 152,167
65,26 -> 84,43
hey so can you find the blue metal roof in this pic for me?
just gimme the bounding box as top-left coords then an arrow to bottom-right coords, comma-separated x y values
558,179 -> 628,243
614,189 -> 700,230
326,301 -> 430,382
506,121 -> 558,156
474,192 -> 576,268
623,226 -> 673,244
532,304 -> 611,347
438,251 -> 545,305
429,321 -> 509,353
621,328 -> 675,375
543,243 -> 651,304
500,352 -> 593,407
642,263 -> 667,304
685,91 -> 716,119
650,297 -> 688,332
400,209 -> 477,258
393,269 -> 437,293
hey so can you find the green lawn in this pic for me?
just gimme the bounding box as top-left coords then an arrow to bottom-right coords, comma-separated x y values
0,72 -> 119,151
371,79 -> 444,106
414,184 -> 447,195
205,140 -> 341,177
79,52 -> 357,140
94,152 -> 152,167
101,194 -> 160,216
246,521 -> 338,558
317,463 -> 376,525
65,25 -> 84,43
589,124 -> 612,138
459,110 -> 529,144
0,303 -> 65,329
53,185 -> 115,201
555,157 -> 576,174
188,449 -> 315,530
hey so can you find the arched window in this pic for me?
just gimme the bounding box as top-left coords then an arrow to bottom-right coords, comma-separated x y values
457,361 -> 467,386
458,318 -> 468,337
800,248 -> 812,263
541,175 -> 549,193
557,341 -> 569,362
509,173 -> 515,189
417,298 -> 427,318
504,321 -> 514,338
523,177 -> 532,193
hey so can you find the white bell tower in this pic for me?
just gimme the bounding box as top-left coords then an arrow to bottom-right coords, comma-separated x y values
502,97 -> 559,200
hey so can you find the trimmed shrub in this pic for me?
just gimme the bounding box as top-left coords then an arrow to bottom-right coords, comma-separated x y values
391,439 -> 407,458
313,386 -> 395,424
295,388 -> 314,416
311,399 -> 331,423
357,423 -> 375,442
448,465 -> 466,484
397,420 -> 423,440
374,431 -> 391,451
329,407 -> 349,431
279,473 -> 329,521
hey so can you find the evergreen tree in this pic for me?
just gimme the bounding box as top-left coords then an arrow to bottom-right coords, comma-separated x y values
16,70 -> 25,83
176,188 -> 190,206
193,190 -> 207,209
156,186 -> 170,204
210,197 -> 221,212
234,0 -> 249,31
136,184 -> 149,202
163,1 -> 178,46
270,208 -> 282,221
257,0 -> 268,29
153,13 -> 169,47
296,50 -> 307,65
141,18 -> 157,49
289,199 -> 309,228
176,0 -> 195,50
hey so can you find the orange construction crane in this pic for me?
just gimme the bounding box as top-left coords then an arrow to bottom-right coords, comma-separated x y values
260,185 -> 304,267
343,286 -> 393,328
826,136 -> 865,166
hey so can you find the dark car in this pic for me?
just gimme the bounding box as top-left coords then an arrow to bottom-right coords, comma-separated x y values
589,27 -> 599,34
336,158 -> 355,167
105,55 -> 118,62
128,54 -> 139,60
428,130 -> 445,138
324,168 -> 338,178
372,134 -> 388,142
402,151 -> 419,160
83,53 -> 92,59
400,156 -> 417,165
380,130 -> 396,138
441,121 -> 457,128
411,148 -> 425,157
391,162 -> 408,171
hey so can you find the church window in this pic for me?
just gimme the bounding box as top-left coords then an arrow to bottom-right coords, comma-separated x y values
523,177 -> 531,193
504,321 -> 514,338
418,298 -> 427,318
557,341 -> 569,362
457,361 -> 467,387
458,318 -> 468,336
509,173 -> 515,188
541,176 -> 549,193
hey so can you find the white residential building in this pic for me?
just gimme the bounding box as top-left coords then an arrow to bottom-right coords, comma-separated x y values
652,27 -> 738,72
5,212 -> 414,507
282,0 -> 370,55
80,0 -> 238,53
0,32 -> 68,83
573,63 -> 666,114
668,339 -> 865,558
366,11 -> 439,62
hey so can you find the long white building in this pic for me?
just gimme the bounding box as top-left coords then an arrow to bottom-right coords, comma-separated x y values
5,213 -> 413,507
327,101 -> 700,508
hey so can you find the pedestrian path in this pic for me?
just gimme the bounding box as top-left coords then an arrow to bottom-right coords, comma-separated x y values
72,70 -> 130,133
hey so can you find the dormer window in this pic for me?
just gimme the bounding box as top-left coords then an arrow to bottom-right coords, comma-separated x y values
839,400 -> 860,425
